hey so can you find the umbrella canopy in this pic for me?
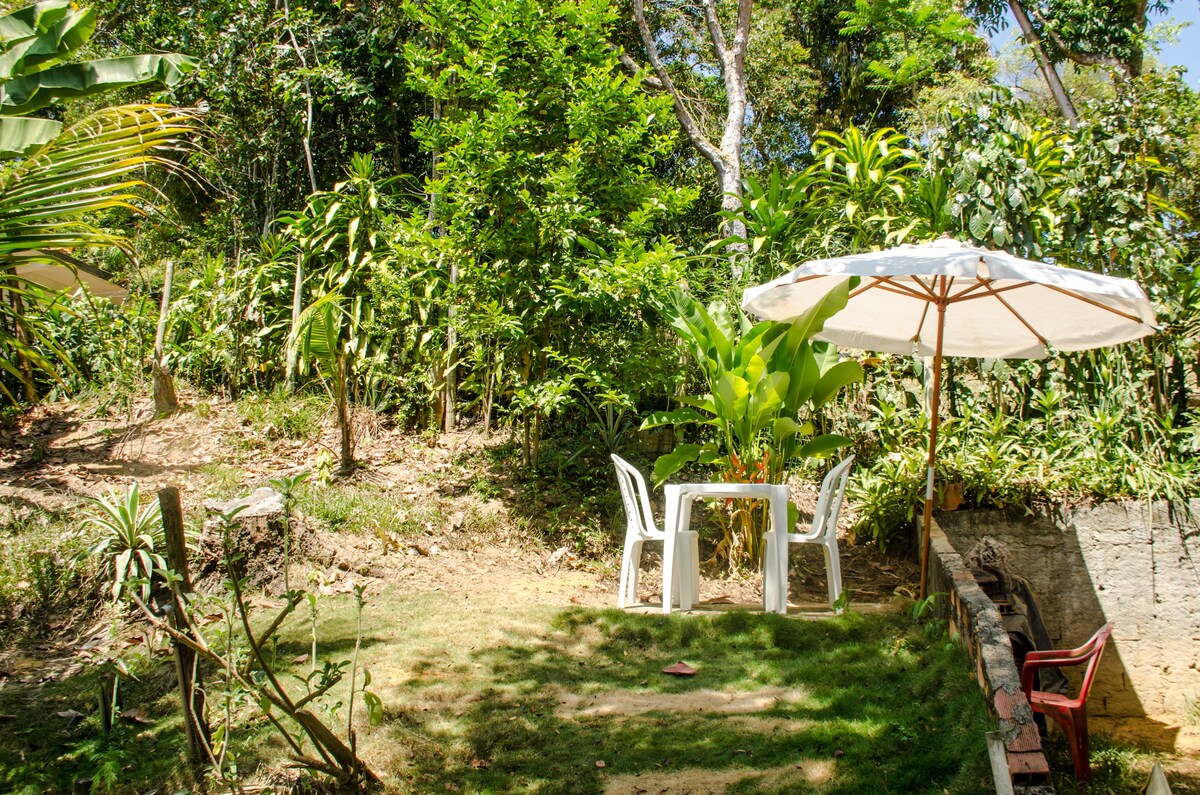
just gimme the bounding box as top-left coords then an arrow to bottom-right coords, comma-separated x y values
15,260 -> 127,304
743,237 -> 1156,357
741,237 -> 1157,597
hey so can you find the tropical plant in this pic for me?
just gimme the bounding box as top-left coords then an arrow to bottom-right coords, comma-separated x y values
130,507 -> 381,788
83,484 -> 167,603
805,126 -> 921,251
0,0 -> 198,403
0,0 -> 196,156
288,291 -> 365,472
643,286 -> 863,567
0,104 -> 198,401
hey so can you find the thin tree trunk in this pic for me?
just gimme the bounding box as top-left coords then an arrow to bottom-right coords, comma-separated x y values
282,0 -> 318,194
483,367 -> 494,433
153,259 -> 179,417
286,251 -> 304,392
633,0 -> 751,260
1007,0 -> 1078,127
9,292 -> 35,403
430,96 -> 458,433
337,354 -> 353,472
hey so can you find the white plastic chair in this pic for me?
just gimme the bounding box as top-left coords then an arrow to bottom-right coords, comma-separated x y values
764,455 -> 854,613
611,454 -> 699,609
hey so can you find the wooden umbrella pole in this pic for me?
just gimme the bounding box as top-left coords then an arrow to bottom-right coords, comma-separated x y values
919,293 -> 947,601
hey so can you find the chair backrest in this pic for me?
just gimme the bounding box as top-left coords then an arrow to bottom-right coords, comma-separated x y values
611,454 -> 658,538
1075,622 -> 1113,702
799,455 -> 854,541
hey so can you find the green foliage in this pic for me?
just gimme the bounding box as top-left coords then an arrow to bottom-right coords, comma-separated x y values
806,126 -> 921,250
646,285 -> 861,484
82,484 -> 167,603
401,0 -> 694,458
792,0 -> 992,132
29,292 -> 154,400
165,252 -> 282,395
0,0 -> 196,155
0,511 -> 92,642
643,286 -> 862,566
842,353 -> 1197,548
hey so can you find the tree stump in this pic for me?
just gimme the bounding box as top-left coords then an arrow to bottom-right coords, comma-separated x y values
200,488 -> 299,593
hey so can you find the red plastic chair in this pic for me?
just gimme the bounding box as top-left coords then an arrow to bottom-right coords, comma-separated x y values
1020,622 -> 1113,782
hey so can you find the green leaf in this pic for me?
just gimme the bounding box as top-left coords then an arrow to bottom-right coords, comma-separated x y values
651,443 -> 704,484
0,54 -> 198,116
0,116 -> 60,156
811,360 -> 864,409
798,434 -> 854,460
363,690 -> 383,725
640,408 -> 707,429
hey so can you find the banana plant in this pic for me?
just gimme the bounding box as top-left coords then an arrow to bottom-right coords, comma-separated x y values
642,285 -> 863,566
0,0 -> 196,156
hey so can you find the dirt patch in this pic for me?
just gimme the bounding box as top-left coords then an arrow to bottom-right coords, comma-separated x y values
602,759 -> 836,794
555,685 -> 810,719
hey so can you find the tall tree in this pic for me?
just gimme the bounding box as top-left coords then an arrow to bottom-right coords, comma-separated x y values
632,0 -> 754,250
403,0 -> 693,457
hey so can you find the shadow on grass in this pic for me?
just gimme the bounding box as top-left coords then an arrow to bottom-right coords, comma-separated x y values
383,607 -> 995,794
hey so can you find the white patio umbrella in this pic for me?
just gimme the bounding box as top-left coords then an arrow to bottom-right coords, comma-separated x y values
741,237 -> 1157,597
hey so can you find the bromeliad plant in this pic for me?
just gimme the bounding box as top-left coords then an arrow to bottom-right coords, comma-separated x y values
83,484 -> 167,603
642,286 -> 863,568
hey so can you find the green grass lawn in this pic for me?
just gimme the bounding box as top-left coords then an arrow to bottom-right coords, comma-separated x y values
294,591 -> 997,794
0,583 -> 1006,793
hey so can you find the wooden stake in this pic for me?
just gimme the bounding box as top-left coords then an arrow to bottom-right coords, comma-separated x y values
158,486 -> 211,770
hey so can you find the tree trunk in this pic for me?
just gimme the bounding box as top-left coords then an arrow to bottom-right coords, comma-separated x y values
153,259 -> 179,417
158,486 -> 212,771
337,354 -> 353,472
1007,0 -> 1078,127
633,0 -> 752,262
286,251 -> 304,392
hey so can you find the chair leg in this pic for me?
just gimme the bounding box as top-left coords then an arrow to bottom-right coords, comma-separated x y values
1070,708 -> 1091,782
618,539 -> 642,608
675,530 -> 700,610
762,531 -> 788,614
823,539 -> 843,613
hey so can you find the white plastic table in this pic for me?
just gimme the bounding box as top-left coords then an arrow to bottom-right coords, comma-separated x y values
661,482 -> 791,615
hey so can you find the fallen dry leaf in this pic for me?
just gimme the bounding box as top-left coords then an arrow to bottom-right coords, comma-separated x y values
292,653 -> 310,664
700,595 -> 734,605
595,760 -> 606,768
471,758 -> 490,769
56,710 -> 83,720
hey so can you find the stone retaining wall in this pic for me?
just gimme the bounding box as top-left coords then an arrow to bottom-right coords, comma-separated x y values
924,517 -> 1053,793
938,500 -> 1200,721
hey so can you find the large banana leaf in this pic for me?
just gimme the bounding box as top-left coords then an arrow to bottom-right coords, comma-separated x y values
0,54 -> 198,118
0,2 -> 197,155
0,116 -> 60,156
0,2 -> 94,75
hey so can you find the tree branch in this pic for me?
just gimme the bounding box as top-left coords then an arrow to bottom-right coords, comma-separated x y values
1028,7 -> 1128,77
606,42 -> 664,90
632,0 -> 724,167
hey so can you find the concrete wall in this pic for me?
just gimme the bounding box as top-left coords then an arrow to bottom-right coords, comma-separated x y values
938,500 -> 1200,721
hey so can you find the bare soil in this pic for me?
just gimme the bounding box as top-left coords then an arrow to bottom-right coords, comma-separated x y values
0,388 -> 919,610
